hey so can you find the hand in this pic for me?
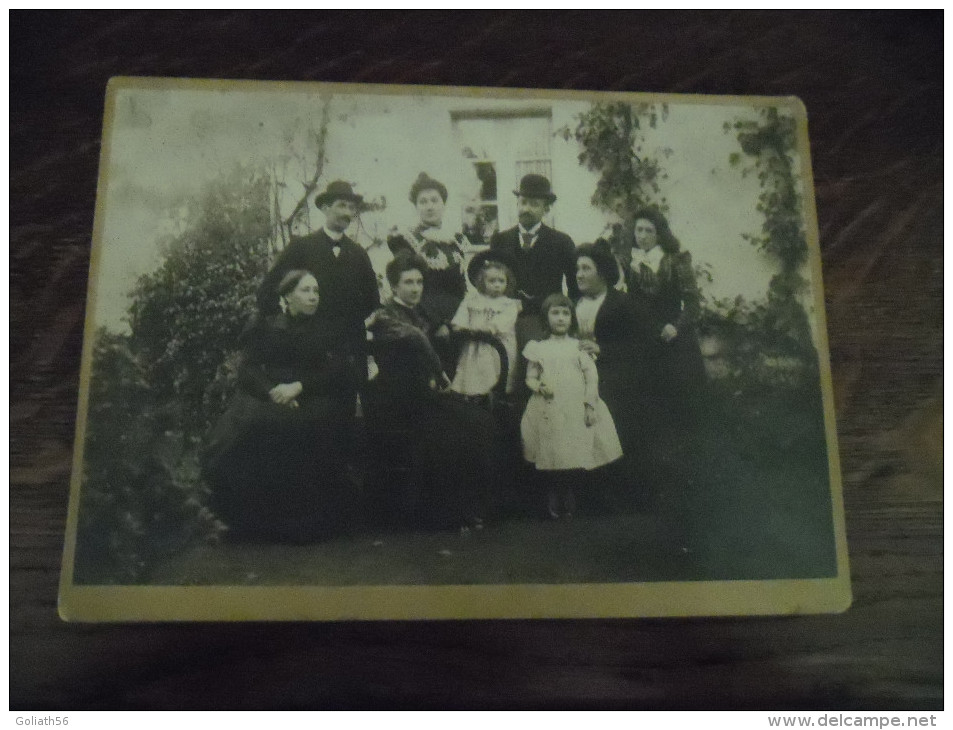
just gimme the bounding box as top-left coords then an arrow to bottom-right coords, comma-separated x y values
584,403 -> 597,427
537,383 -> 554,400
661,324 -> 678,342
435,324 -> 450,338
367,356 -> 379,381
578,339 -> 601,357
269,382 -> 303,406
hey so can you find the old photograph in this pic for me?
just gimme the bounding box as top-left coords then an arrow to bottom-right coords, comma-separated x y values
60,78 -> 849,619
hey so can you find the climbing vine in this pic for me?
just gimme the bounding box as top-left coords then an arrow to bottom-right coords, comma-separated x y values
560,101 -> 671,221
699,106 -> 818,388
729,108 -> 806,269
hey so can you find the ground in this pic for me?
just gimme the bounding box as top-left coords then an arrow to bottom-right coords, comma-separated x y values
147,384 -> 839,587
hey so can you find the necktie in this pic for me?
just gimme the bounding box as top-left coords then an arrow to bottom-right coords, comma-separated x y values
521,232 -> 534,249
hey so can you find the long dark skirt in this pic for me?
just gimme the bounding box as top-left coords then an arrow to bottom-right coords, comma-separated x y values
203,391 -> 351,543
654,328 -> 708,420
628,329 -> 709,511
363,383 -> 499,531
591,359 -> 653,510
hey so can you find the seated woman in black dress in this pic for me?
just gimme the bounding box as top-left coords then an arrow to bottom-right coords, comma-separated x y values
364,252 -> 499,531
203,270 -> 353,542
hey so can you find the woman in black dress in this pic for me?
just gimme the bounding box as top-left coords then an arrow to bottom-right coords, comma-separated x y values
573,241 -> 649,509
623,210 -> 709,520
203,270 -> 353,542
364,253 -> 499,531
625,207 -> 706,417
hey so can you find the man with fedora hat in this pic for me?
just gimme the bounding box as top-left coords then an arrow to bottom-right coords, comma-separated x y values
258,180 -> 380,323
490,173 -> 578,349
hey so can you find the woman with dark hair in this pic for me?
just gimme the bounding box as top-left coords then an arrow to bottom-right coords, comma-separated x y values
387,172 -> 471,330
203,270 -> 353,542
573,241 -> 650,508
574,241 -> 643,412
364,251 -> 499,532
626,207 -> 706,406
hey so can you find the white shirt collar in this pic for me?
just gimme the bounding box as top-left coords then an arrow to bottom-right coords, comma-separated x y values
631,244 -> 664,273
323,226 -> 344,242
518,222 -> 542,238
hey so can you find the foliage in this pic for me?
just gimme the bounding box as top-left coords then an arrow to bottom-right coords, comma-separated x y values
726,107 -> 807,270
695,106 -> 817,388
697,294 -> 818,390
75,330 -> 225,584
559,102 -> 671,220
128,165 -> 273,437
78,166 -> 274,582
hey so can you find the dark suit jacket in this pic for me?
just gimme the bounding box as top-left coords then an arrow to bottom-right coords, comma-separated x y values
257,230 -> 380,327
490,224 -> 579,312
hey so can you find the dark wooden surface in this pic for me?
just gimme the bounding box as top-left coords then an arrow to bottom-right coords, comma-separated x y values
10,11 -> 942,710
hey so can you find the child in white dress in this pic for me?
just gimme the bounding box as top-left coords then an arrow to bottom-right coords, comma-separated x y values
521,294 -> 623,518
449,258 -> 521,395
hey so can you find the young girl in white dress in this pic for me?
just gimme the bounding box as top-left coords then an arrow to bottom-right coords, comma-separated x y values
449,258 -> 521,396
521,294 -> 623,518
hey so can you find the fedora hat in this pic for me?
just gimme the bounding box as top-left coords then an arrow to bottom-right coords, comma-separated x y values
314,180 -> 364,208
513,174 -> 556,204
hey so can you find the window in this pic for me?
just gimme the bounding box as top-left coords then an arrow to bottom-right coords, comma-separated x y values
452,109 -> 553,242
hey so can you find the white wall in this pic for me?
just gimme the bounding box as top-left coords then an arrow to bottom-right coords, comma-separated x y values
292,96 -> 790,306
95,86 -> 807,333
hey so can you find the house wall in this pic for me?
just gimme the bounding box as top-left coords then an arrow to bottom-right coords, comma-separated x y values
292,96 -> 797,308
96,87 -> 814,335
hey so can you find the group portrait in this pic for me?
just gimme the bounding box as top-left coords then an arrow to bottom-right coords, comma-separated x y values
62,80 -> 847,617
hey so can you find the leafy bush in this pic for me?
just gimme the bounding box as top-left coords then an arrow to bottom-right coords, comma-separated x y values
697,292 -> 818,391
75,330 -> 225,584
76,165 -> 273,582
129,165 -> 274,437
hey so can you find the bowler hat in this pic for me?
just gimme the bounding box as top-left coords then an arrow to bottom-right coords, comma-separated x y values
513,174 -> 556,204
314,180 -> 364,208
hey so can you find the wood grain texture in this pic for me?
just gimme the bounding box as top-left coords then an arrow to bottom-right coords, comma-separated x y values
10,10 -> 942,709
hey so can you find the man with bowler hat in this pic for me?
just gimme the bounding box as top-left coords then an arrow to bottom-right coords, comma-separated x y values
258,180 -> 380,323
257,180 -> 380,421
490,173 -> 578,351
